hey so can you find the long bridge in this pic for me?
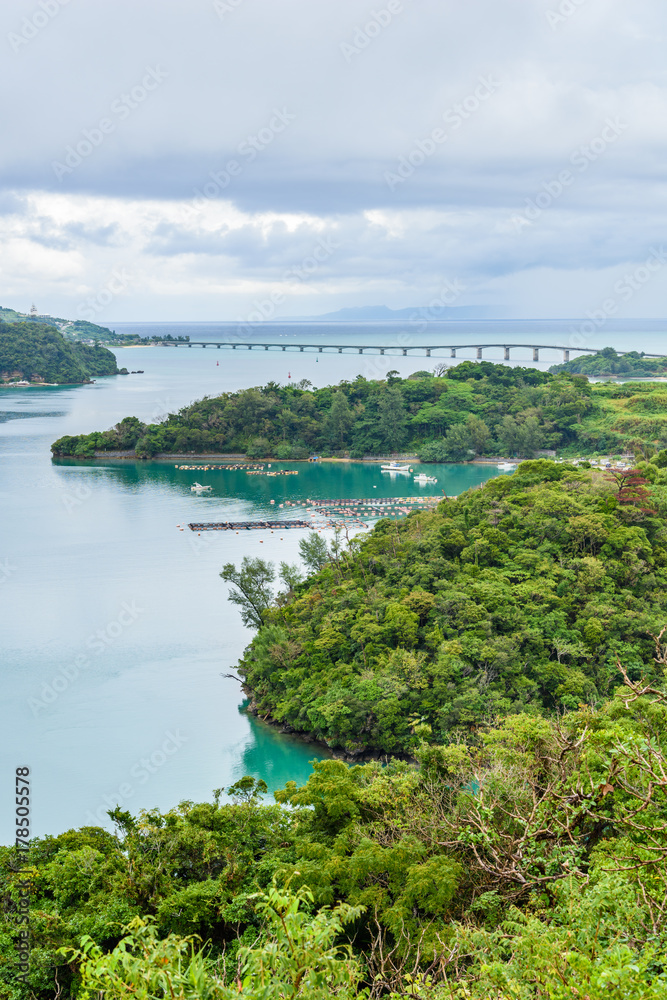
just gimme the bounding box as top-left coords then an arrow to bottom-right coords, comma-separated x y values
161,341 -> 664,362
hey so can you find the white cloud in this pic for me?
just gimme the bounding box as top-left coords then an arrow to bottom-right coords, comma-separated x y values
0,0 -> 666,318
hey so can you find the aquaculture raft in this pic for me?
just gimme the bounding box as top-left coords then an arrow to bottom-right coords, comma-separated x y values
176,463 -> 264,470
188,520 -> 312,531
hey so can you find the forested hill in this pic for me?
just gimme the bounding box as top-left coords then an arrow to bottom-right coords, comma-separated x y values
238,460 -> 667,754
0,321 -> 120,384
550,346 -> 667,377
52,362 -> 596,458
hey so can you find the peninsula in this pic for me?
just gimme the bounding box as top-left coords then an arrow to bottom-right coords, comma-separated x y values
0,320 -> 121,385
51,358 -> 667,459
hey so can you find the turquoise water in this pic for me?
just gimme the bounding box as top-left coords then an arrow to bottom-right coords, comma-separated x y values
0,338 -> 501,842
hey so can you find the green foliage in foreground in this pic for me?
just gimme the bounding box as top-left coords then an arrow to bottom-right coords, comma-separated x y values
3,679 -> 667,998
551,345 -> 667,378
51,363 -> 595,458
0,321 -> 119,384
236,461 -> 667,753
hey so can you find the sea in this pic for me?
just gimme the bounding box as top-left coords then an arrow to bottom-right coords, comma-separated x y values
1,318 -> 665,844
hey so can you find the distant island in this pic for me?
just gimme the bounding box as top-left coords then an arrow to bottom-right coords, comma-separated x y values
300,303 -> 504,321
0,320 -> 121,385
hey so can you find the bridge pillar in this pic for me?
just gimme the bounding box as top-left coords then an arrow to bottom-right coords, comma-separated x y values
533,347 -> 539,362
264,345 -> 269,350
425,348 -> 431,357
217,344 -> 221,348
188,343 -> 191,348
476,347 -> 483,359
338,348 -> 342,353
380,348 -> 385,355
402,348 -> 408,356
563,349 -> 570,362
504,346 -> 510,361
358,348 -> 363,353
450,348 -> 456,358
299,346 -> 304,352
232,344 -> 236,350
281,345 -> 285,351
318,346 -> 323,352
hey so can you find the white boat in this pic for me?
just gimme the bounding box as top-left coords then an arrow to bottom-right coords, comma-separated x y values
497,462 -> 517,471
381,462 -> 412,473
414,474 -> 437,483
191,482 -> 212,492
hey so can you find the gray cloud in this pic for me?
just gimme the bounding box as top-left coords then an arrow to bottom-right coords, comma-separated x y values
1,0 -> 666,318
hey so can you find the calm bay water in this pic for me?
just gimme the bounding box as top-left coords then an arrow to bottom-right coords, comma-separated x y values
0,329 -> 508,843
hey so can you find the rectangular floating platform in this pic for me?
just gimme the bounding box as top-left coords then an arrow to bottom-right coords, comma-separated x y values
177,463 -> 265,470
188,520 -> 313,531
245,470 -> 299,476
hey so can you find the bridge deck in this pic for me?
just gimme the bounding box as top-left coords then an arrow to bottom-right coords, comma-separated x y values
164,342 -> 665,359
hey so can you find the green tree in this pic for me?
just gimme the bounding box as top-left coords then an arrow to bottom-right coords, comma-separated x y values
518,414 -> 543,456
325,392 -> 354,450
497,414 -> 520,455
220,557 -> 276,629
379,387 -> 408,452
443,423 -> 471,460
299,533 -> 329,573
465,413 -> 490,456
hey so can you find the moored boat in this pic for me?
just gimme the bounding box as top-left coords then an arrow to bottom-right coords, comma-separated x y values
381,462 -> 412,473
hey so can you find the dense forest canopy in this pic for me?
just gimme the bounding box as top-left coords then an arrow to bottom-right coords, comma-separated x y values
0,321 -> 119,384
4,641 -> 667,997
4,464 -> 667,997
51,361 -> 667,460
236,461 -> 667,753
551,345 -> 667,378
51,363 -> 600,458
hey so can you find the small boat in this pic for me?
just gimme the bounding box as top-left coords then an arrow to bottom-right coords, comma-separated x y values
497,462 -> 517,472
414,474 -> 437,484
191,482 -> 212,492
381,462 -> 412,473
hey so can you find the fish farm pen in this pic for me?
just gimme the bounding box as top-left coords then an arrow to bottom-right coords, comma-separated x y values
188,520 -> 313,531
176,463 -> 265,470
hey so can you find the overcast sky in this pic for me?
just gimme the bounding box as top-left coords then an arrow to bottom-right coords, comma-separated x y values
1,0 -> 666,321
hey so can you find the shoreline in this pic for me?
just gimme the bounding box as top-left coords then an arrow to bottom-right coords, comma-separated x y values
51,449 -> 525,465
244,695 -> 413,765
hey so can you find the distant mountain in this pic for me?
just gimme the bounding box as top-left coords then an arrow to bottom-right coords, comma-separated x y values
303,304 -> 505,321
